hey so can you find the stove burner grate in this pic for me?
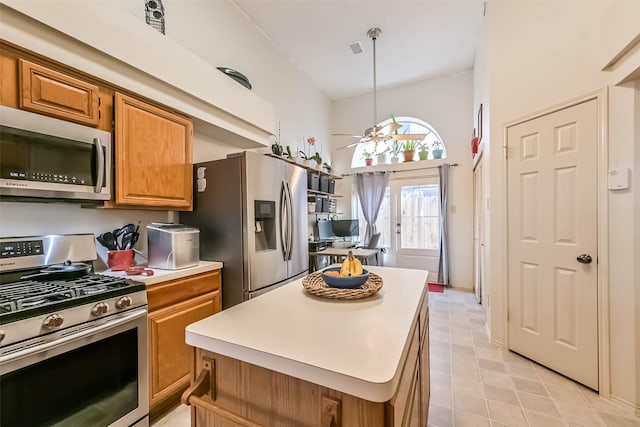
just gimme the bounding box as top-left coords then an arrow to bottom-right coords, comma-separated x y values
0,274 -> 138,315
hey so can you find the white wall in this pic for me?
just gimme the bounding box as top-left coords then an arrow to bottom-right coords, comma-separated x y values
331,71 -> 475,289
0,1 -> 331,260
476,0 -> 639,408
158,0 -> 332,163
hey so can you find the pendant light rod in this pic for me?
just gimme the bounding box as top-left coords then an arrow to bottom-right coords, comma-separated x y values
367,27 -> 381,130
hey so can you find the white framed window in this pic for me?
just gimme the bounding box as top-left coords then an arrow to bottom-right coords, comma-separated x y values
351,116 -> 446,168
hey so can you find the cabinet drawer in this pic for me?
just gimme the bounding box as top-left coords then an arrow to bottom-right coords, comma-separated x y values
147,270 -> 221,311
19,59 -> 99,126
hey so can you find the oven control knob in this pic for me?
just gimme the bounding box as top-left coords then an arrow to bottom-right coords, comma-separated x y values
43,314 -> 64,330
0,330 -> 5,343
91,302 -> 109,316
116,296 -> 132,310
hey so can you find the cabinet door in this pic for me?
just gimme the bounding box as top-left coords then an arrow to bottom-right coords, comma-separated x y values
148,290 -> 220,410
114,92 -> 193,209
19,59 -> 99,126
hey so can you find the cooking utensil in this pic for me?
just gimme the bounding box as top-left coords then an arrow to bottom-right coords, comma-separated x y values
113,223 -> 138,250
20,261 -> 92,281
97,232 -> 117,251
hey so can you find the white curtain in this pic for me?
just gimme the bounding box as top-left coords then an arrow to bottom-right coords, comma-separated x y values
437,164 -> 450,285
355,172 -> 389,244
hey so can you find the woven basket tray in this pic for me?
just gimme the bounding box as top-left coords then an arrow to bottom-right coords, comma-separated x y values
302,271 -> 383,300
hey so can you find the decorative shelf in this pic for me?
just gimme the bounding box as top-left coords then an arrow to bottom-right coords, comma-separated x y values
265,153 -> 342,180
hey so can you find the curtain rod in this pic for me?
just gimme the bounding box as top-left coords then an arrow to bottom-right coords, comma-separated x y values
340,162 -> 458,177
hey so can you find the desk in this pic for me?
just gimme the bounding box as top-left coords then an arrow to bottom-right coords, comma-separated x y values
309,247 -> 379,272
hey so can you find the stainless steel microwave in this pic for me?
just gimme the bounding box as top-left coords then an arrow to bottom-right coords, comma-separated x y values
0,106 -> 111,201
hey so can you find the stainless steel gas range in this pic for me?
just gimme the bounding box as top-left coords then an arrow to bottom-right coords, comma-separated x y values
0,234 -> 149,427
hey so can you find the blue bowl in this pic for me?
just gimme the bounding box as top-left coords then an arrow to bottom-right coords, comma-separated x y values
320,267 -> 370,289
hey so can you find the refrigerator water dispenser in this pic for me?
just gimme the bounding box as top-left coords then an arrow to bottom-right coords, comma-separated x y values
254,200 -> 276,251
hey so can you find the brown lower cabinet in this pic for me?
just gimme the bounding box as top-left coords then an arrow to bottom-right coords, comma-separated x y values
147,270 -> 221,419
183,294 -> 429,427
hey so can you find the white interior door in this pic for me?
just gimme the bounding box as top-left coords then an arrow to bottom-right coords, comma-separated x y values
473,158 -> 486,304
507,99 -> 599,390
388,178 -> 440,282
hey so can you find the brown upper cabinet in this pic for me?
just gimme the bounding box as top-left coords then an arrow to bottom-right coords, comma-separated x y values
19,59 -> 100,127
113,93 -> 193,210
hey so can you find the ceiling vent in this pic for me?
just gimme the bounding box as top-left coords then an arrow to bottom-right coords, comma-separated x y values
349,41 -> 363,55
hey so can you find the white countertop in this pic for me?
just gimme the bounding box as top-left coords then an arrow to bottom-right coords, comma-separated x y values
100,260 -> 222,285
185,266 -> 428,402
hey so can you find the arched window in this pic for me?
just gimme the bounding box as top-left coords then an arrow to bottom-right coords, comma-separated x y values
351,116 -> 446,168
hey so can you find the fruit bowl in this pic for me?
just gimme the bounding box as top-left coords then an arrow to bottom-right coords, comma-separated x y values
320,267 -> 370,289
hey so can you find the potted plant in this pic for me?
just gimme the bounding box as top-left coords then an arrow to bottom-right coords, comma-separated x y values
312,152 -> 323,171
432,140 -> 444,159
389,140 -> 403,163
323,162 -> 332,174
271,122 -> 283,156
402,140 -> 418,162
283,145 -> 293,160
375,144 -> 388,165
299,151 -> 315,168
362,150 -> 373,166
418,142 -> 429,161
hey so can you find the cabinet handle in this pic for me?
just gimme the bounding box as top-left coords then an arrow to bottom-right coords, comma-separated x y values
321,396 -> 341,427
182,365 -> 264,427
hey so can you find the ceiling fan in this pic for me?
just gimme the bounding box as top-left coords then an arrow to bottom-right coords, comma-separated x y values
334,28 -> 426,150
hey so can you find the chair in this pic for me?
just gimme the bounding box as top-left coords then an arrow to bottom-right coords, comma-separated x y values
357,232 -> 381,265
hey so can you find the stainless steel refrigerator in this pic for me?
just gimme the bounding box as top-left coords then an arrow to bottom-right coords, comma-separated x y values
180,151 -> 309,309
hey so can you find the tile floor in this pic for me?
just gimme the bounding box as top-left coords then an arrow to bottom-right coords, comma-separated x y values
152,288 -> 640,427
428,288 -> 640,427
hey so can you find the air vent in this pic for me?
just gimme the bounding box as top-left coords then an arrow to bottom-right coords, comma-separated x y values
349,41 -> 363,55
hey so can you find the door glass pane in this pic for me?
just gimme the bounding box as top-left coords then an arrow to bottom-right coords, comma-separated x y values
400,184 -> 440,249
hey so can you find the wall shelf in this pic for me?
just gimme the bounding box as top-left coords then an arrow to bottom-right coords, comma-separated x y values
307,189 -> 341,198
265,153 -> 342,181
309,212 -> 342,216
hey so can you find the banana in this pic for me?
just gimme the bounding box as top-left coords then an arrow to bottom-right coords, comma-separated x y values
340,251 -> 364,276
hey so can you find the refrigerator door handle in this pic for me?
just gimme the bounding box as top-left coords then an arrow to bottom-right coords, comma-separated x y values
285,182 -> 294,260
280,181 -> 288,261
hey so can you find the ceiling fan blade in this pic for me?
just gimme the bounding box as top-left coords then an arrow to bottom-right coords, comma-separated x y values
391,133 -> 427,141
332,133 -> 364,138
334,141 -> 362,151
379,122 -> 402,135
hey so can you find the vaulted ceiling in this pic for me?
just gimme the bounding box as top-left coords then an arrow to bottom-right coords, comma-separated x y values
234,0 -> 485,101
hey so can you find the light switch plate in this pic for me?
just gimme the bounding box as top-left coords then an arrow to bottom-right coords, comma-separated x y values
608,168 -> 630,190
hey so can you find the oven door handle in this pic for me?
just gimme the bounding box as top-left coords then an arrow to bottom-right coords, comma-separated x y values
94,136 -> 105,193
0,308 -> 147,365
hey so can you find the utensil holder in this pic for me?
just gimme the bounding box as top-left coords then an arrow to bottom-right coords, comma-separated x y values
108,249 -> 134,271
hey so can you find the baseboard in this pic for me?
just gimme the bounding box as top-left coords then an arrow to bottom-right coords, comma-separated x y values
609,394 -> 640,417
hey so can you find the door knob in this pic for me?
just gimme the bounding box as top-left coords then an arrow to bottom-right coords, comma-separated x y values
576,254 -> 592,264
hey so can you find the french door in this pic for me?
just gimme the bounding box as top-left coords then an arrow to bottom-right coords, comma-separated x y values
387,178 -> 440,281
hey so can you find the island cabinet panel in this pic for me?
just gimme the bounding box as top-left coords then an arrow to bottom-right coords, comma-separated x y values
148,270 -> 221,419
19,59 -> 100,127
418,293 -> 430,422
187,320 -> 429,427
386,321 -> 420,426
113,92 -> 193,210
191,349 -> 386,427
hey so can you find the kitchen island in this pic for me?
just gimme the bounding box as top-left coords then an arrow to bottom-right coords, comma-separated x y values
183,266 -> 430,427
